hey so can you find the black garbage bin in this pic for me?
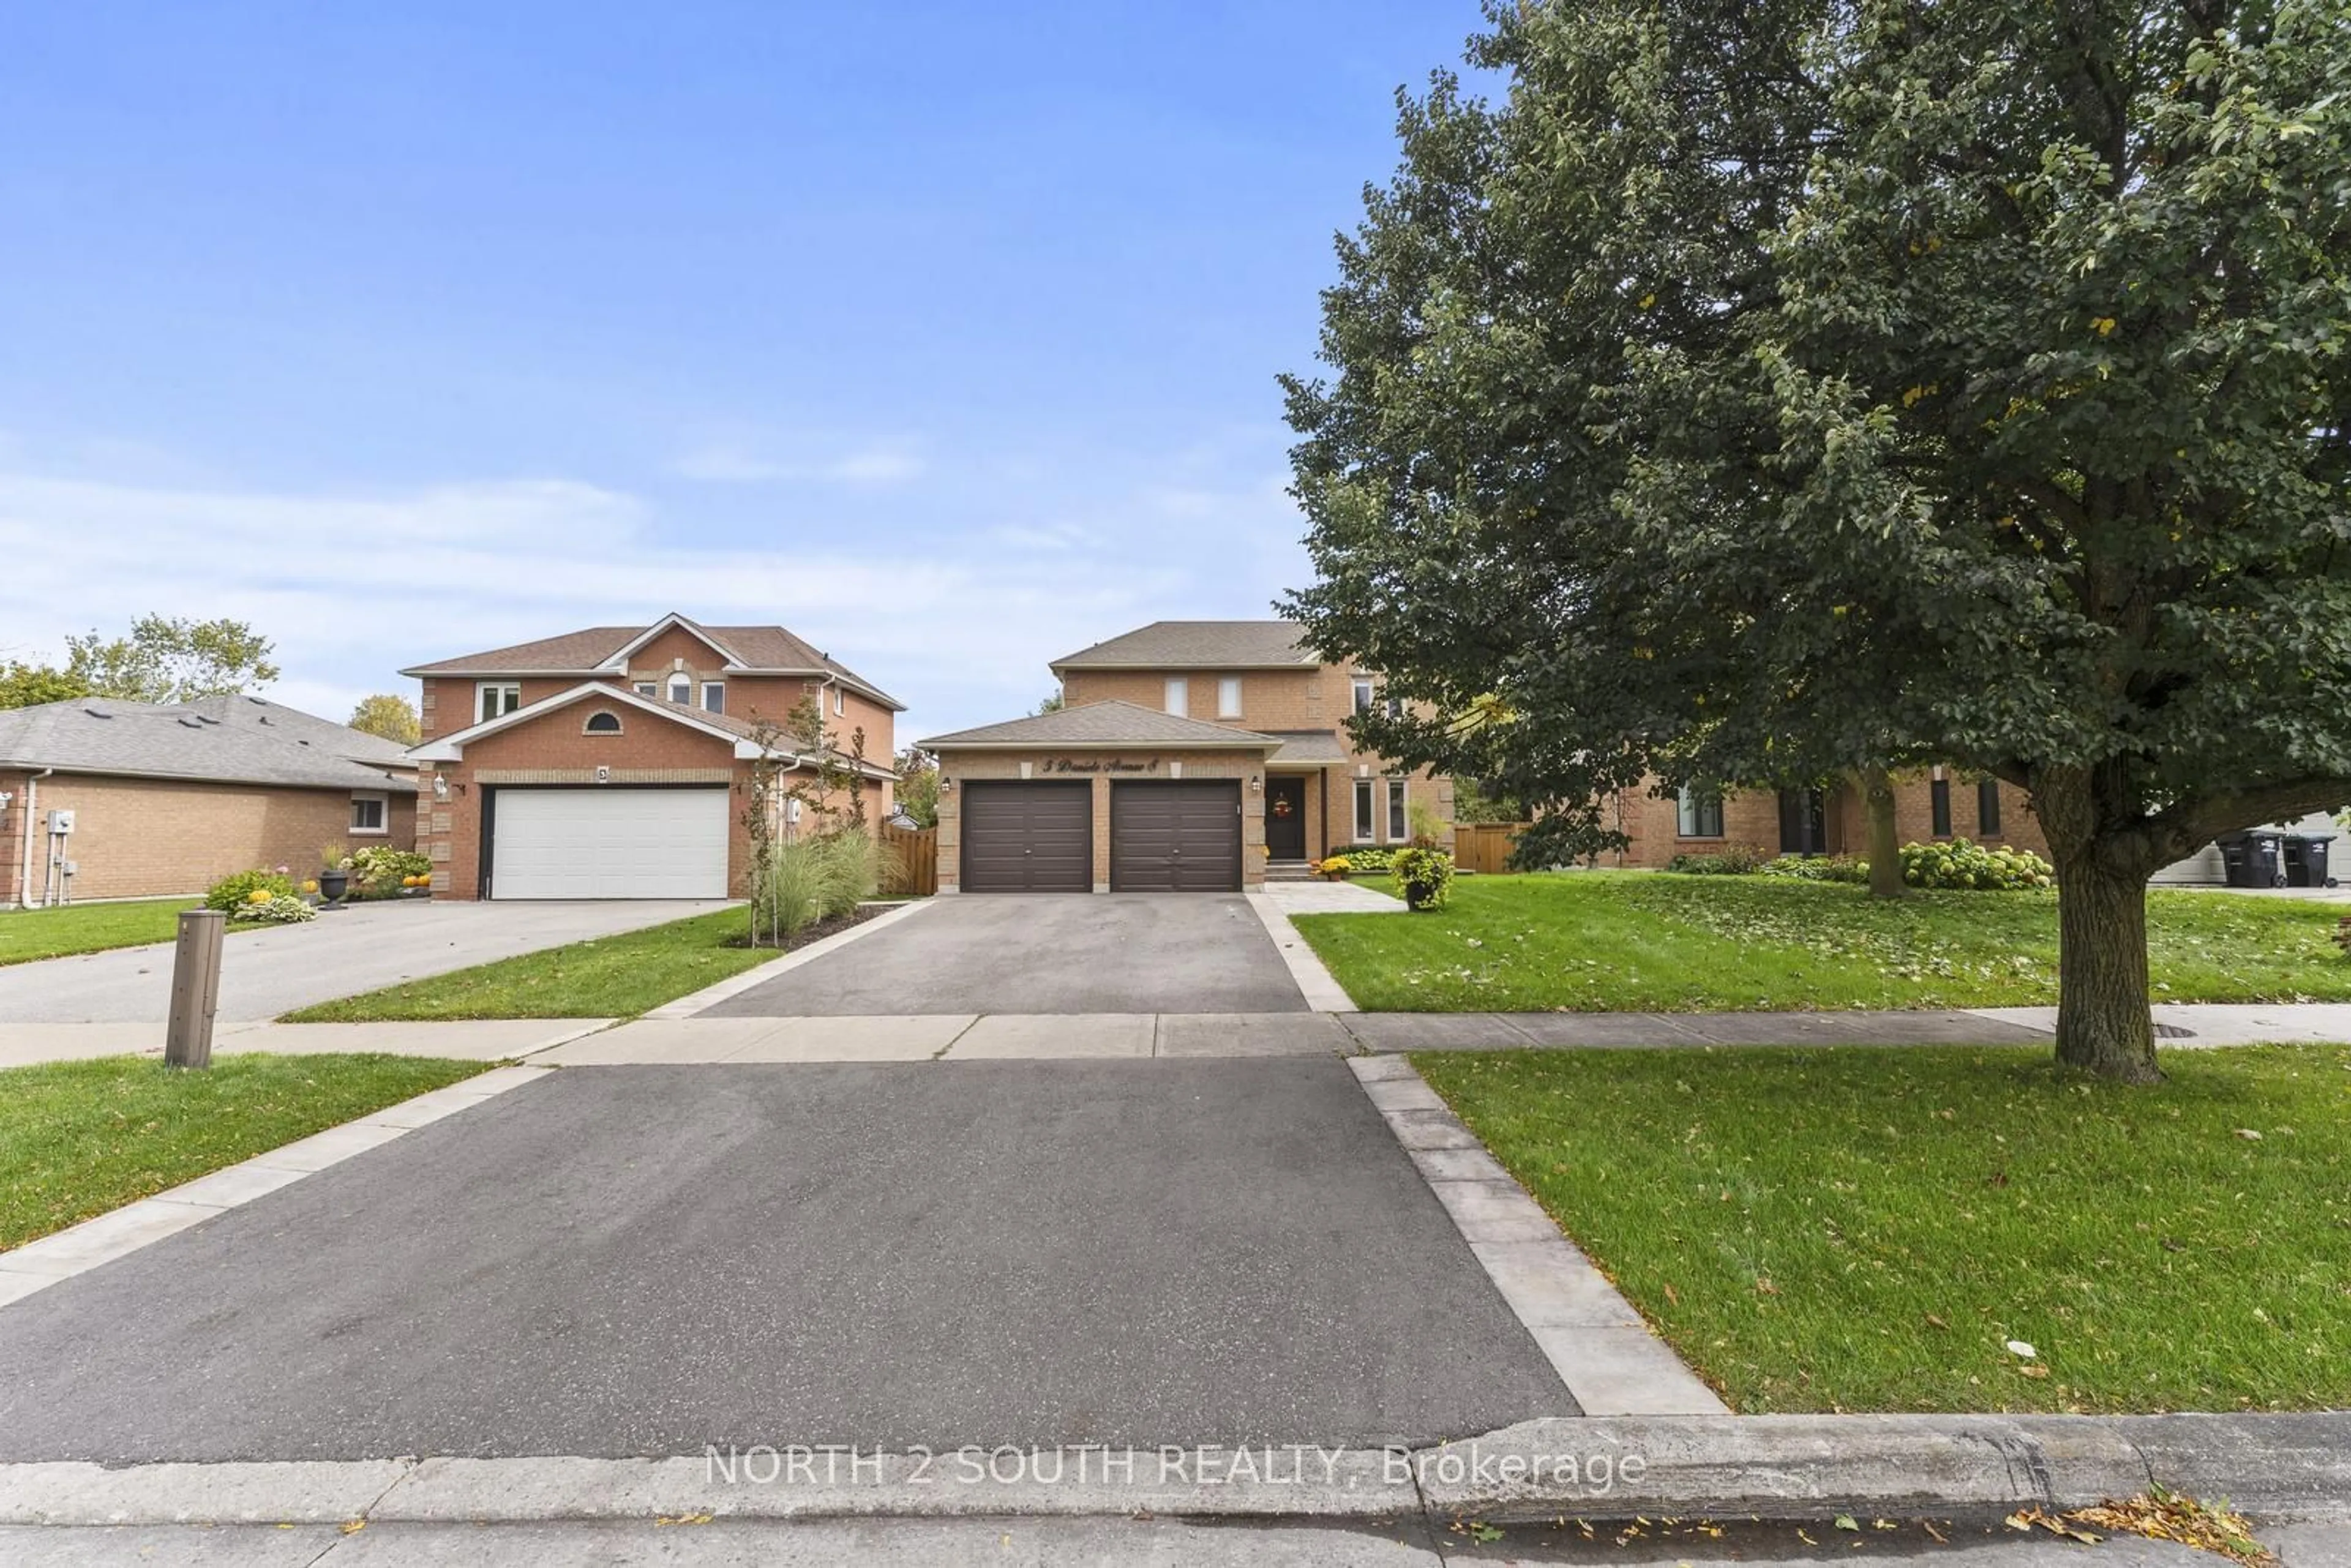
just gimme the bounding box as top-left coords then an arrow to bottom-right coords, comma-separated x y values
2284,834 -> 2334,888
2218,831 -> 2285,888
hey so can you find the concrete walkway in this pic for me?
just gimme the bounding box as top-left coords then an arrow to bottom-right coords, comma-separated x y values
0,899 -> 728,1023
0,1019 -> 608,1070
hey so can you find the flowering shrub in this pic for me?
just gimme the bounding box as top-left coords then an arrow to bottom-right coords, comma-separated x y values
1899,838 -> 2053,890
1761,854 -> 1869,883
204,868 -> 296,912
236,894 -> 317,925
351,845 -> 429,885
1392,846 -> 1455,910
1332,847 -> 1397,872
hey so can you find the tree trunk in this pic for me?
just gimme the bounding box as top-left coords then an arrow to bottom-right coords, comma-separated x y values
2049,849 -> 2162,1084
1862,767 -> 1903,899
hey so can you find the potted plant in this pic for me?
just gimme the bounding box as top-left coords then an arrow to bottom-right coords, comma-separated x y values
317,846 -> 352,907
1317,855 -> 1354,882
1391,845 -> 1456,912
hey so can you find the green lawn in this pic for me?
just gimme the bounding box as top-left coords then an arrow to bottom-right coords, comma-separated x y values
282,906 -> 778,1021
1,1053 -> 487,1249
1296,871 -> 2351,1011
0,898 -> 202,966
1417,1043 -> 2351,1413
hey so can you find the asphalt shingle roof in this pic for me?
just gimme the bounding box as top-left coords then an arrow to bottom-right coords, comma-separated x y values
0,696 -> 418,792
1262,730 -> 1351,764
921,700 -> 1283,750
1049,620 -> 1320,671
402,615 -> 902,708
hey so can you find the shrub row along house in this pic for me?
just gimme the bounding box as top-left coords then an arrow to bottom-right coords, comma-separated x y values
920,620 -> 1453,893
1603,771 -> 2049,868
402,613 -> 900,899
0,696 -> 415,906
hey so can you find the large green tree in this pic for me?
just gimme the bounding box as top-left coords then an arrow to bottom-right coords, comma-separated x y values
66,615 -> 280,703
1284,0 -> 2351,1081
0,661 -> 89,710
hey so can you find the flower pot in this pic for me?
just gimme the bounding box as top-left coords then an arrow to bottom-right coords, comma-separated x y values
318,869 -> 349,904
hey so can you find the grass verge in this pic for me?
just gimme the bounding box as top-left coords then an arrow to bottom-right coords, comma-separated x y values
280,906 -> 784,1021
1297,871 -> 2351,1011
0,898 -> 204,966
1415,1042 -> 2351,1412
1,1052 -> 487,1249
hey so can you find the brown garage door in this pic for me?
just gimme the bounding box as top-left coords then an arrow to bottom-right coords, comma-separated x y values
959,781 -> 1093,893
1110,781 -> 1242,891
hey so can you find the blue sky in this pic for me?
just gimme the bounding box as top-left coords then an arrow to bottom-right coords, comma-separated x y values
0,2 -> 1486,741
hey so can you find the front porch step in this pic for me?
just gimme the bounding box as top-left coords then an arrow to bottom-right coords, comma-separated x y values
1265,860 -> 1319,882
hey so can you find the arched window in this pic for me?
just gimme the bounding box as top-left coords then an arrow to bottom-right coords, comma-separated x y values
667,673 -> 692,704
584,711 -> 622,734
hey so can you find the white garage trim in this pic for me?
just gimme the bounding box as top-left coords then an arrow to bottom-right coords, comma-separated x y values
489,787 -> 729,900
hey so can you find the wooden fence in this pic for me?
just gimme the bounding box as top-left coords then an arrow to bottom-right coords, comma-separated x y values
1452,821 -> 1532,876
879,823 -> 939,897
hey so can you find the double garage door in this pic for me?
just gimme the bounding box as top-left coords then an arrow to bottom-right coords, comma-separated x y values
489,787 -> 730,899
960,779 -> 1241,893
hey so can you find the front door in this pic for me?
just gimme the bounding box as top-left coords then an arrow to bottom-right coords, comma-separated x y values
1265,775 -> 1307,860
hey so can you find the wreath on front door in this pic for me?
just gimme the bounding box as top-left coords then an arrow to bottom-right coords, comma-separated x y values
1272,797 -> 1295,817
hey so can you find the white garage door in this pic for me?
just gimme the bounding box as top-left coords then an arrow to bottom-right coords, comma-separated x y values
490,788 -> 730,899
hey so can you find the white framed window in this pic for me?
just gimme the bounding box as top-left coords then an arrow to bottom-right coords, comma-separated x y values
583,711 -> 622,735
1676,784 -> 1725,838
1387,778 -> 1408,841
476,682 -> 521,723
833,687 -> 846,716
702,681 -> 726,715
1164,678 -> 1188,717
1384,694 -> 1405,719
1217,676 -> 1243,719
667,673 -> 692,704
634,681 -> 656,697
1354,778 -> 1375,841
350,793 -> 388,835
1351,676 -> 1374,715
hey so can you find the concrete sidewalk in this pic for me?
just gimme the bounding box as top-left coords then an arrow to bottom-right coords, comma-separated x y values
0,1019 -> 607,1070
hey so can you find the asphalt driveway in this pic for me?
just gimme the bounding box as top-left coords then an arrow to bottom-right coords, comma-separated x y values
0,1059 -> 1569,1460
0,899 -> 730,1022
707,894 -> 1308,1016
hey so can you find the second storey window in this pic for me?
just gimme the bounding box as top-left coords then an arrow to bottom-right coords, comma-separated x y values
476,682 -> 521,723
1217,676 -> 1242,718
1164,678 -> 1188,717
1677,784 -> 1725,838
634,681 -> 656,697
1352,676 -> 1374,715
702,682 -> 726,715
1354,777 -> 1376,841
667,673 -> 692,705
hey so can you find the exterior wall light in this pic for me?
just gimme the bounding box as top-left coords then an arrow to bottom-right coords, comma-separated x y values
432,774 -> 450,801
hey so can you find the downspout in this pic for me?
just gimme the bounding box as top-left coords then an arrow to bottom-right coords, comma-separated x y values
20,767 -> 51,909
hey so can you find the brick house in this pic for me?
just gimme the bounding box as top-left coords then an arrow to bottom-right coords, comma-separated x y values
403,614 -> 901,899
0,695 -> 416,907
921,620 -> 1452,893
1602,769 -> 2049,868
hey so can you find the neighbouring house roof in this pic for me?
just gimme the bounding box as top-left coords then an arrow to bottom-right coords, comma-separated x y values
1262,730 -> 1351,765
1049,620 -> 1322,672
400,612 -> 906,711
0,696 -> 418,793
920,700 -> 1284,751
408,682 -> 896,779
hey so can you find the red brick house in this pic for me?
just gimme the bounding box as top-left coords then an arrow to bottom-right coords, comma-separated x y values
404,614 -> 900,899
1602,769 -> 2048,868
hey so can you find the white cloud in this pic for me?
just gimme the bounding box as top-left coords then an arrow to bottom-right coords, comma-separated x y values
672,435 -> 926,486
0,466 -> 1175,737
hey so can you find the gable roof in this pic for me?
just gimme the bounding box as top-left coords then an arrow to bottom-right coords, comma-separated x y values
409,682 -> 894,779
1049,620 -> 1321,672
400,613 -> 905,710
0,696 -> 417,793
920,700 -> 1283,751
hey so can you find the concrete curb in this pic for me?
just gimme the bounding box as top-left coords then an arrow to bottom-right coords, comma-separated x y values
1243,891 -> 1359,1014
641,899 -> 937,1019
4,1414 -> 2341,1527
0,1063 -> 555,1310
1346,1056 -> 1728,1417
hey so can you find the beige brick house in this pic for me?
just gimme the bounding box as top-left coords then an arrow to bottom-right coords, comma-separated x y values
921,620 -> 1452,893
404,613 -> 900,899
0,696 -> 416,906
